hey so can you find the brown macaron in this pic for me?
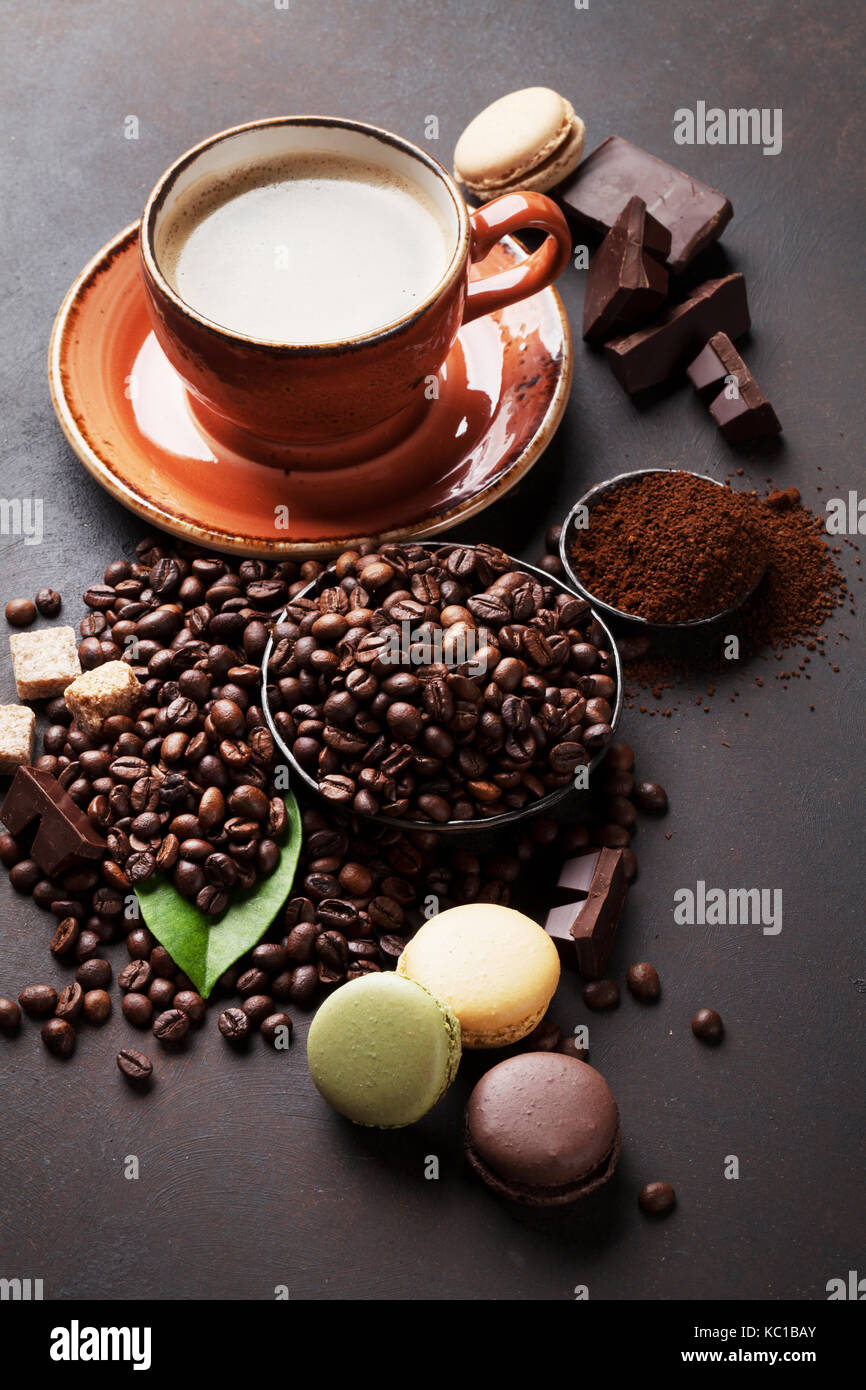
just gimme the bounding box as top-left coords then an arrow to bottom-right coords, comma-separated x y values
465,1051 -> 621,1205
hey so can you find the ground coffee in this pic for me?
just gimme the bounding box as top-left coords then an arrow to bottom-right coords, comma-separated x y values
568,471 -> 768,623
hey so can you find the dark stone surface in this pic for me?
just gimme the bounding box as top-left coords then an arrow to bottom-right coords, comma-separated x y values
0,0 -> 862,1300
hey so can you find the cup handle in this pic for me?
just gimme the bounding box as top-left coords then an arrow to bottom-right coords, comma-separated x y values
462,190 -> 573,325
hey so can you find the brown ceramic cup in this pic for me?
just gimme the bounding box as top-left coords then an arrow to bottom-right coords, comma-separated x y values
140,116 -> 572,467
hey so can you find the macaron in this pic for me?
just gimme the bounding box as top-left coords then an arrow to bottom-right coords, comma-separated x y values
453,87 -> 586,201
306,972 -> 461,1128
465,1052 -> 621,1205
396,903 -> 560,1048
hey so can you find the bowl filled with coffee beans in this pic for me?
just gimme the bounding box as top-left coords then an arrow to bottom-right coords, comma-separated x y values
559,468 -> 768,630
262,541 -> 622,834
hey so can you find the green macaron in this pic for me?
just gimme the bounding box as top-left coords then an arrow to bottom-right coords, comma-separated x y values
307,972 -> 462,1128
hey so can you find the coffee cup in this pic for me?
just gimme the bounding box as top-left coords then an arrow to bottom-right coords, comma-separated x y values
140,116 -> 572,467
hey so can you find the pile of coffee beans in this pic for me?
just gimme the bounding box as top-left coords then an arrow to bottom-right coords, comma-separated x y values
266,541 -> 618,824
29,536 -> 324,917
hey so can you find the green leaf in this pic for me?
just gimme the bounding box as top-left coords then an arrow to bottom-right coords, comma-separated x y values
134,793 -> 302,999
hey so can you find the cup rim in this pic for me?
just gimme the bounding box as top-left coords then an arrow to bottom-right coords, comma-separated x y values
140,115 -> 472,355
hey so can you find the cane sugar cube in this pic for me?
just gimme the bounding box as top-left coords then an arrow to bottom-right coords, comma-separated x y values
64,660 -> 142,737
9,626 -> 81,700
0,704 -> 36,775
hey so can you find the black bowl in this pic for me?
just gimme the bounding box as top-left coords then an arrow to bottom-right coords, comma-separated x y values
260,543 -> 623,836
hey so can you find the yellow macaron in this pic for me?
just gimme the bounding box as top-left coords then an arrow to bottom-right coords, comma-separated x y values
397,904 -> 560,1048
453,87 -> 586,201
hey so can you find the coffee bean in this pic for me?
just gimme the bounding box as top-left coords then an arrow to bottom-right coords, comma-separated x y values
638,1182 -> 676,1216
83,989 -> 112,1025
41,1017 -> 76,1058
122,993 -> 153,1028
34,587 -> 62,617
53,983 -> 83,1022
557,1036 -> 589,1062
0,997 -> 22,1034
148,978 -> 176,1010
524,1017 -> 562,1051
18,985 -> 58,1018
126,927 -> 155,959
288,964 -> 318,1008
149,946 -> 176,979
626,962 -> 660,1001
5,598 -> 36,627
49,916 -> 80,957
241,994 -> 274,1026
75,957 -> 111,990
582,979 -> 620,1011
152,1008 -> 189,1046
236,967 -> 270,997
251,943 -> 288,974
218,1006 -> 250,1044
691,1008 -> 724,1044
260,1012 -> 293,1046
119,960 -> 152,993
117,1048 -> 154,1087
633,781 -> 668,815
377,934 -> 409,968
173,990 -> 205,1025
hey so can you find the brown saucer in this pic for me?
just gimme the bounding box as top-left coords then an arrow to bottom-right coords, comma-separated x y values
49,223 -> 572,557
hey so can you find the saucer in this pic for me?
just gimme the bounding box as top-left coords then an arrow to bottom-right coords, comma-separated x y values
48,223 -> 572,557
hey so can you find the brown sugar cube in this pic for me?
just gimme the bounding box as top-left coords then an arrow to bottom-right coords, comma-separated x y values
9,626 -> 81,700
64,661 -> 142,737
0,704 -> 36,775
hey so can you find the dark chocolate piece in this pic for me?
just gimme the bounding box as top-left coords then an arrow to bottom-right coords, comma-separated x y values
582,197 -> 670,343
558,135 -> 733,275
0,767 -> 105,877
687,332 -> 782,442
544,902 -> 586,964
556,849 -> 602,898
570,847 -> 628,980
605,273 -> 750,395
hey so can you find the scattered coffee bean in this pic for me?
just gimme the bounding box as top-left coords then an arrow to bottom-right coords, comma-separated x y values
152,1008 -> 189,1046
691,1008 -> 724,1043
626,962 -> 661,1001
55,982 -> 84,1022
49,917 -> 80,958
41,1017 -> 76,1058
0,997 -> 22,1035
75,957 -> 112,991
638,1182 -> 677,1216
18,985 -> 58,1018
173,990 -> 205,1026
633,781 -> 668,814
524,1017 -> 562,1051
557,1035 -> 588,1061
260,1012 -> 293,1046
122,993 -> 153,1028
5,598 -> 36,627
83,989 -> 112,1025
118,960 -> 152,993
582,979 -> 620,1011
116,1048 -> 153,1088
218,1006 -> 250,1044
35,588 -> 62,618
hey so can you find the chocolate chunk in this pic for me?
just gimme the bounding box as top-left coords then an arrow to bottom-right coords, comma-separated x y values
558,135 -> 733,275
0,766 -> 105,877
605,273 -> 750,395
543,901 -> 585,964
555,848 -> 602,899
569,847 -> 628,980
583,197 -> 671,343
687,333 -> 782,442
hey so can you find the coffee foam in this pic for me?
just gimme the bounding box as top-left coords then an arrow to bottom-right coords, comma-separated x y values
155,150 -> 455,343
